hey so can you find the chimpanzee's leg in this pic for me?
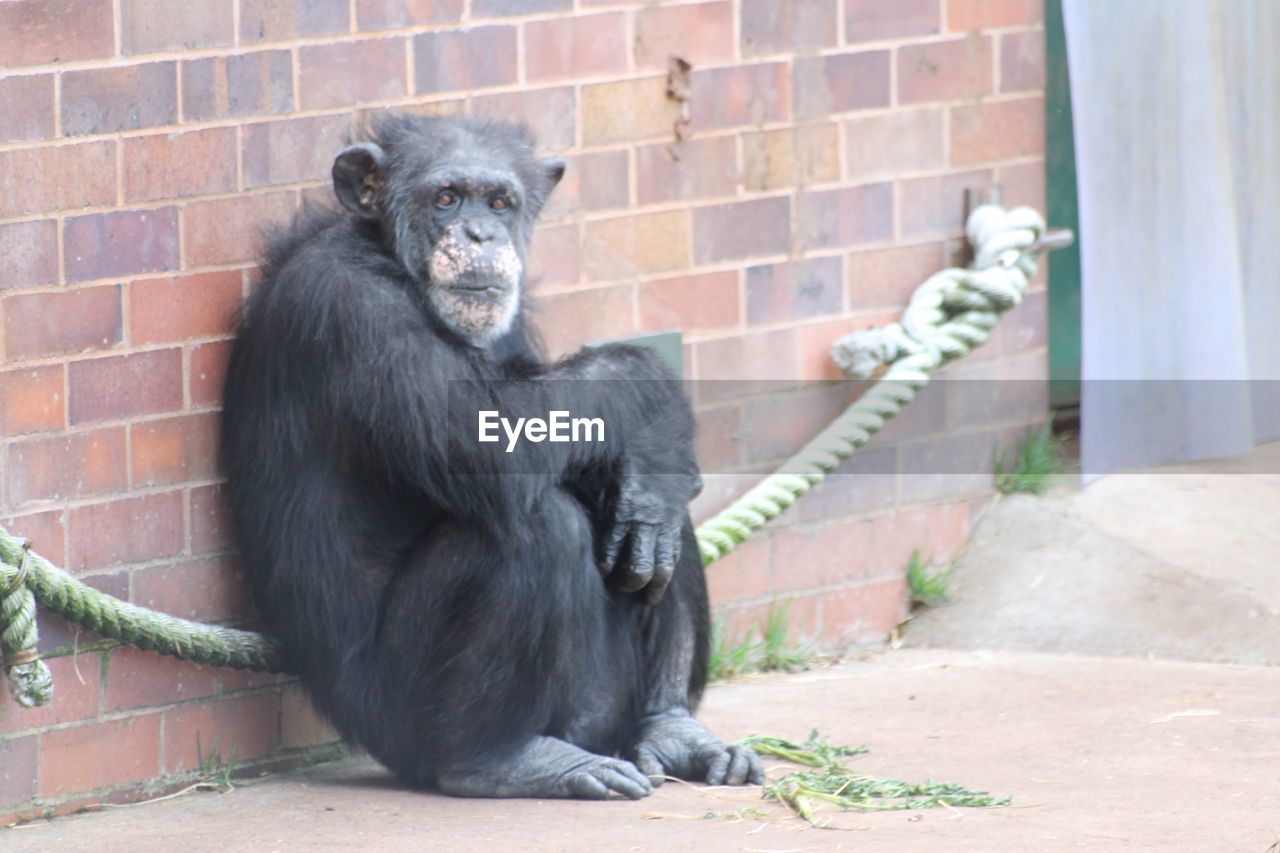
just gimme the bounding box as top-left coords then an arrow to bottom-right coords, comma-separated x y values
626,519 -> 764,786
364,488 -> 652,800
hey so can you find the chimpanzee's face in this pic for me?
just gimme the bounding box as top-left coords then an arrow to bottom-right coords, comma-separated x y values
331,118 -> 564,346
406,159 -> 527,343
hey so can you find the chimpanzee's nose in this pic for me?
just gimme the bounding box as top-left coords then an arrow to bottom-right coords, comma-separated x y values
464,218 -> 496,243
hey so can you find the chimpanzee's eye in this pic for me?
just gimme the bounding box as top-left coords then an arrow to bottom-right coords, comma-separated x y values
489,196 -> 509,212
434,189 -> 458,209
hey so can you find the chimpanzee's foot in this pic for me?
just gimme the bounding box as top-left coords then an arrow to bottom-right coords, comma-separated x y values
629,709 -> 764,786
437,736 -> 653,800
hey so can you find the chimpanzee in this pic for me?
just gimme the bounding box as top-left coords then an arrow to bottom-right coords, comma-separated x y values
220,114 -> 762,799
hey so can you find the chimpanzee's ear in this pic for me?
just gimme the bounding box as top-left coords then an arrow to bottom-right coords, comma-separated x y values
332,143 -> 386,218
537,157 -> 567,190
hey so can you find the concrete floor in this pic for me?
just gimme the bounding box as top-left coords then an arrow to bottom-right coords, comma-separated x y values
4,444 -> 1278,852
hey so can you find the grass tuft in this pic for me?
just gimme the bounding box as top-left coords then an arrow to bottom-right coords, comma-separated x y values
995,425 -> 1066,495
905,550 -> 953,608
709,600 -> 815,681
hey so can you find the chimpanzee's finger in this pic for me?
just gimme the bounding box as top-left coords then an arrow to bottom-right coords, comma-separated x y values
642,524 -> 678,605
618,524 -> 656,592
603,518 -> 630,568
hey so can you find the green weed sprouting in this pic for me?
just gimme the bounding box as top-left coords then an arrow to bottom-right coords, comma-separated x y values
709,600 -> 815,681
994,425 -> 1066,495
905,549 -> 953,608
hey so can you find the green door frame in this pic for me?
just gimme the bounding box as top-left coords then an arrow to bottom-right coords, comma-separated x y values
1045,0 -> 1082,408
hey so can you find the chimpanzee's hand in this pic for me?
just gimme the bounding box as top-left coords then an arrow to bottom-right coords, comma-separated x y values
602,457 -> 700,605
630,710 -> 763,787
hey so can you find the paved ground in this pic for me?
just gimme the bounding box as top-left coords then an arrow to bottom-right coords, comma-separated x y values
4,649 -> 1278,852
5,444 -> 1278,852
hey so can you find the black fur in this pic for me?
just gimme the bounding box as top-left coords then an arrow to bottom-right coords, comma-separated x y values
221,115 -> 760,798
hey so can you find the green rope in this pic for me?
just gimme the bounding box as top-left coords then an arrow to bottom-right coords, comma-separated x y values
0,204 -> 1049,708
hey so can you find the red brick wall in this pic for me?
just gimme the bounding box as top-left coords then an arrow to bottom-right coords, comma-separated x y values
0,0 -> 1046,819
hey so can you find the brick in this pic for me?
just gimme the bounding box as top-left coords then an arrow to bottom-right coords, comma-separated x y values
8,426 -> 127,506
524,13 -> 626,82
951,96 -> 1044,165
122,129 -> 237,203
1001,29 -> 1045,92
64,208 -> 179,283
704,535 -> 771,604
0,366 -> 65,435
357,0 -> 463,29
742,124 -> 840,192
745,257 -> 843,326
694,328 -> 798,386
639,270 -> 739,335
130,271 -> 243,345
845,0 -> 939,42
865,377 -> 947,445
898,168 -> 993,238
105,647 -> 220,712
130,412 -> 220,487
0,141 -> 116,218
0,74 -> 55,143
184,190 -> 296,267
132,556 -> 252,623
0,0 -> 114,67
533,285 -> 635,356
40,714 -> 162,796
68,349 -> 183,424
243,114 -> 351,189
996,159 -> 1046,217
470,86 -> 576,151
300,38 -> 407,110
584,211 -> 689,280
899,37 -> 994,104
121,0 -> 232,54
946,363 -> 1047,430
794,446 -> 899,523
282,684 -> 339,748
743,384 -> 851,464
794,50 -> 890,119
542,150 -> 629,221
2,510 -> 66,566
241,0 -> 349,43
634,2 -> 734,69
692,403 -> 744,475
798,315 -> 892,382
67,491 -> 184,571
845,109 -> 945,179
897,430 -> 999,504
796,182 -> 893,251
0,220 -> 58,291
191,340 -> 232,408
949,0 -> 1041,31
61,62 -> 177,136
4,286 -> 122,361
0,655 -> 102,736
820,577 -> 906,645
581,77 -> 677,145
770,518 -> 874,590
741,0 -> 836,56
848,242 -> 947,310
0,737 -> 38,805
191,483 -> 232,553
165,691 -> 281,771
182,50 -> 294,121
414,27 -> 517,95
525,223 -> 580,287
690,62 -> 791,131
693,197 -> 790,264
636,137 -> 737,206
472,0 -> 569,14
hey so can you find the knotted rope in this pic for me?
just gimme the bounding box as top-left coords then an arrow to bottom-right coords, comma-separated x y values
694,204 -> 1048,564
1,203 -> 1052,708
